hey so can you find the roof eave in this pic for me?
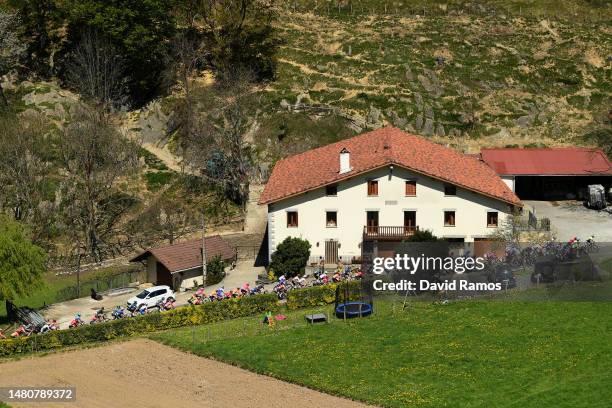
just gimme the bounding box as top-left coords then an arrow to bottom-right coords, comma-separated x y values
261,161 -> 522,207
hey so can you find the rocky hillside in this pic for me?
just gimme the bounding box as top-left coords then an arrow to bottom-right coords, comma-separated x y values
251,0 -> 611,161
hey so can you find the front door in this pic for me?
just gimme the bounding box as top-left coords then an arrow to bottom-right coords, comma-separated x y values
366,211 -> 379,234
325,240 -> 339,265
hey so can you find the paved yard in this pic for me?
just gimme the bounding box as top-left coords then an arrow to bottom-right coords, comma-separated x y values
524,200 -> 612,242
41,258 -> 265,329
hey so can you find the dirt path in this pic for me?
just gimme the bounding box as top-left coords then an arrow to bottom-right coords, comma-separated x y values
0,339 -> 372,408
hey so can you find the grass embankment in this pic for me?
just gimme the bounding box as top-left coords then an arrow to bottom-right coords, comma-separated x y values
154,297 -> 612,408
0,265 -> 142,324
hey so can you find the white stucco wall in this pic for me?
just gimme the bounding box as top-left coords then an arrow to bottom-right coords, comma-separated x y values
266,165 -> 515,262
501,175 -> 515,192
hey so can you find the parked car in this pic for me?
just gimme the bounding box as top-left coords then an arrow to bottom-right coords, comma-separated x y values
586,184 -> 606,210
127,285 -> 175,310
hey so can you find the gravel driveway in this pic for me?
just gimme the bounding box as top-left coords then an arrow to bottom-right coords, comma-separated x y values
524,200 -> 612,242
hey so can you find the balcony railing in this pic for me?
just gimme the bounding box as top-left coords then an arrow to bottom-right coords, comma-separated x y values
363,225 -> 419,239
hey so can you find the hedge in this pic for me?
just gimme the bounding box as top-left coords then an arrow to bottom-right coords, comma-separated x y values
286,281 -> 362,310
0,293 -> 277,357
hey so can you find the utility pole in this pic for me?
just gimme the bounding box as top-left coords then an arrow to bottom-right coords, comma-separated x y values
201,213 -> 207,284
76,250 -> 81,298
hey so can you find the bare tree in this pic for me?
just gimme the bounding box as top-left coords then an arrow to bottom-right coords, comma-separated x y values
0,11 -> 25,107
65,29 -> 128,111
59,105 -> 139,262
132,198 -> 195,246
182,71 -> 256,209
0,112 -> 52,224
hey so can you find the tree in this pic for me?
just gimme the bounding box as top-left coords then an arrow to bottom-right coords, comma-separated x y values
182,71 -> 257,208
205,255 -> 226,285
196,0 -> 279,81
62,0 -> 176,103
64,28 -> 128,111
0,11 -> 25,107
59,105 -> 139,262
0,215 -> 46,300
582,128 -> 612,158
406,229 -> 439,242
8,0 -> 59,76
269,237 -> 311,278
0,112 -> 55,238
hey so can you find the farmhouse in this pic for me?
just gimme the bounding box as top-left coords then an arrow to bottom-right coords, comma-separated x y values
480,148 -> 612,200
130,235 -> 236,290
260,127 -> 522,264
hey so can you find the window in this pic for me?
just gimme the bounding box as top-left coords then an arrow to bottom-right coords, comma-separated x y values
487,211 -> 499,227
287,211 -> 298,227
326,184 -> 338,196
326,211 -> 337,227
405,180 -> 417,196
444,211 -> 456,226
444,184 -> 457,196
367,180 -> 378,196
136,290 -> 149,299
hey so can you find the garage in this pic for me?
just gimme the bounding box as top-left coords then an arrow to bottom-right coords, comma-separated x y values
480,148 -> 612,201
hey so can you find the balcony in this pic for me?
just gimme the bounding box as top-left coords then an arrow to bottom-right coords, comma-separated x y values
363,225 -> 419,240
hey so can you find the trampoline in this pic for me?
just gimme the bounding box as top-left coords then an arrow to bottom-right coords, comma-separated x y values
334,278 -> 374,320
335,301 -> 372,318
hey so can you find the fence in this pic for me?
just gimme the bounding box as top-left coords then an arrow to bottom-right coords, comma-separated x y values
517,211 -> 551,232
55,268 -> 147,303
178,293 -> 413,348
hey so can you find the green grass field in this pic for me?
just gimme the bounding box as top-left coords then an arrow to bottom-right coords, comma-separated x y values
154,297 -> 612,407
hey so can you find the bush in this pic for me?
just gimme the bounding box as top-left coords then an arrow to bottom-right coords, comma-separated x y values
286,281 -> 361,310
0,294 -> 277,356
205,255 -> 226,286
269,237 -> 311,278
408,229 -> 439,242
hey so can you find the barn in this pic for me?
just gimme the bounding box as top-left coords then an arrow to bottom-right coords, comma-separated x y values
480,148 -> 612,200
130,235 -> 236,290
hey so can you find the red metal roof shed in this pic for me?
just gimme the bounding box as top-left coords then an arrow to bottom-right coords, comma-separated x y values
480,148 -> 612,176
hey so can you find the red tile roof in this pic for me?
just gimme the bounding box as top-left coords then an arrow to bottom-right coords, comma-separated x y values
130,235 -> 236,273
481,148 -> 612,176
260,127 -> 521,206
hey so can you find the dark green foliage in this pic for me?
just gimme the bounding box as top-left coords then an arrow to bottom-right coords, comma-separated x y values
8,0 -> 61,76
269,237 -> 311,278
144,171 -> 174,192
582,128 -> 612,157
206,255 -> 226,286
0,215 -> 46,300
407,229 -> 439,242
139,147 -> 169,171
200,0 -> 280,81
286,281 -> 360,309
0,293 -> 278,356
61,0 -> 176,102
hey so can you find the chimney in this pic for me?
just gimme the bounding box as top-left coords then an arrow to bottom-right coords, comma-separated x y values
339,148 -> 351,174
